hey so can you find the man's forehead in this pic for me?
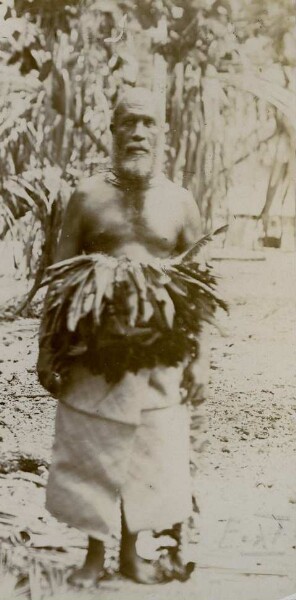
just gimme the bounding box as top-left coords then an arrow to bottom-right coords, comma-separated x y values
113,88 -> 160,122
119,101 -> 158,118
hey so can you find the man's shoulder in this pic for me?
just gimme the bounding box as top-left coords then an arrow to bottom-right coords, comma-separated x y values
67,171 -> 112,214
160,176 -> 201,233
76,171 -> 109,196
160,175 -> 195,205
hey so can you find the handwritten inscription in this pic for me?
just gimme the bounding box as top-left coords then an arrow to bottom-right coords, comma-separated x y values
218,515 -> 294,555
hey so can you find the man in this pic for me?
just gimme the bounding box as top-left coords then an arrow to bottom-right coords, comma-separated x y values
38,86 -> 209,587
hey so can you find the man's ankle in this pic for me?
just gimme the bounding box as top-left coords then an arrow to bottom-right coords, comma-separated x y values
85,537 -> 105,563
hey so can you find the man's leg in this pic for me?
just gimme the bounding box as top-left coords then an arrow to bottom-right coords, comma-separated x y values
47,402 -> 131,588
67,537 -> 105,587
120,511 -> 176,584
119,403 -> 194,583
120,513 -> 195,584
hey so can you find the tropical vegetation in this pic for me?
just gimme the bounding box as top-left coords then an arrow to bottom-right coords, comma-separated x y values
0,0 -> 295,308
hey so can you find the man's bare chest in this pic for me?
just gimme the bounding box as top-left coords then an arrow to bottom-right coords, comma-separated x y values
82,190 -> 184,255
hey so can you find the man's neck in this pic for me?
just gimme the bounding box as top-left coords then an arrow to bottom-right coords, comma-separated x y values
108,167 -> 163,191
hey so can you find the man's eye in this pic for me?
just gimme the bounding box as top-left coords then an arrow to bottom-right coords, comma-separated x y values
144,118 -> 155,127
123,119 -> 134,127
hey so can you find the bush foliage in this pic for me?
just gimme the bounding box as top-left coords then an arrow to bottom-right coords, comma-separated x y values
0,0 -> 295,302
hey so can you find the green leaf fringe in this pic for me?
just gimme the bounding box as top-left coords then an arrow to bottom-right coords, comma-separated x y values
40,242 -> 227,383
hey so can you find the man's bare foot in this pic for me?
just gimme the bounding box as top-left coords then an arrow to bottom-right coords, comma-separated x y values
67,537 -> 105,588
120,515 -> 195,584
120,545 -> 195,584
120,554 -> 175,584
120,515 -> 174,584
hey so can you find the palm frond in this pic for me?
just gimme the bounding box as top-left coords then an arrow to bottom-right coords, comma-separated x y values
172,225 -> 228,264
39,250 -> 227,383
216,72 -> 296,127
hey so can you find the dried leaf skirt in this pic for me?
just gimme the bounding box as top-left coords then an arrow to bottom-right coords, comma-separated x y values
46,363 -> 192,540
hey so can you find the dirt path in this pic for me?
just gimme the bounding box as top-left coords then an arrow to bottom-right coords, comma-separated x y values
194,251 -> 296,600
0,250 -> 295,600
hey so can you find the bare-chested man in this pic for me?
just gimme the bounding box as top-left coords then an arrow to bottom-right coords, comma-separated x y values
38,87 -> 209,587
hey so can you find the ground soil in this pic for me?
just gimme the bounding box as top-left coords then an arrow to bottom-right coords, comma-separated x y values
0,250 -> 295,600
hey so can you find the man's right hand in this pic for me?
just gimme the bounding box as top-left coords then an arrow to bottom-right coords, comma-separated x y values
37,369 -> 62,398
37,345 -> 62,398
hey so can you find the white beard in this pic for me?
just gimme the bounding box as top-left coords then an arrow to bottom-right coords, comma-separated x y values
115,153 -> 156,184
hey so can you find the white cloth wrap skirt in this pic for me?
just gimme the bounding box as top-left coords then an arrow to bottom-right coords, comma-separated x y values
46,363 -> 192,541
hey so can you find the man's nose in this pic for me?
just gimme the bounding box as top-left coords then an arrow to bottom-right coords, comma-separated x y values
131,121 -> 146,140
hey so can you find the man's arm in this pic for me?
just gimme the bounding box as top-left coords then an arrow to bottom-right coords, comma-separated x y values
37,189 -> 83,395
180,190 -> 202,249
179,190 -> 210,264
182,323 -> 210,405
180,191 -> 210,404
54,189 -> 83,262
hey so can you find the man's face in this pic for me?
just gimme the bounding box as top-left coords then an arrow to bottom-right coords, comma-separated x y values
112,101 -> 160,184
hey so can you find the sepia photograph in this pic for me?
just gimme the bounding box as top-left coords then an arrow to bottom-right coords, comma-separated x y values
0,1 -> 295,599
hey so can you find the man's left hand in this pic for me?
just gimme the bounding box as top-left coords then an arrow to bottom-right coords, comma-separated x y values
182,359 -> 210,405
